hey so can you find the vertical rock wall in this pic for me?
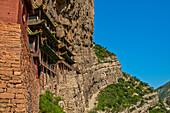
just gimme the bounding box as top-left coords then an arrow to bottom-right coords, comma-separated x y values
0,21 -> 38,113
34,0 -> 123,112
35,0 -> 96,69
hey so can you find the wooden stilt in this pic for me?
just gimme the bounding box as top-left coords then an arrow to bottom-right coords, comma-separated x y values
54,65 -> 57,95
63,63 -> 64,83
43,66 -> 44,89
51,71 -> 53,92
37,35 -> 39,54
46,56 -> 48,84
65,65 -> 67,83
50,63 -> 53,92
57,64 -> 59,85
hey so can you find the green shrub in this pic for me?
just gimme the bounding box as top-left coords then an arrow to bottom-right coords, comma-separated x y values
118,78 -> 125,83
130,107 -> 136,112
149,99 -> 169,113
147,87 -> 154,93
137,100 -> 145,108
133,76 -> 140,81
39,90 -> 65,113
122,72 -> 128,78
94,44 -> 116,63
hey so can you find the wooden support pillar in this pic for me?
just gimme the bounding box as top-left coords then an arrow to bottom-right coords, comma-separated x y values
46,56 -> 48,84
39,66 -> 41,88
37,35 -> 39,54
62,63 -> 64,83
32,38 -> 35,53
65,65 -> 67,83
54,73 -> 57,95
63,64 -> 66,83
51,71 -> 53,92
62,63 -> 63,74
54,65 -> 57,95
50,64 -> 53,92
57,64 -> 59,85
67,66 -> 68,73
63,64 -> 67,84
43,66 -> 44,89
39,8 -> 41,19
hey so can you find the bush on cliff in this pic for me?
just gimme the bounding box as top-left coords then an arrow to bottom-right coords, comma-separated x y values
94,44 -> 115,63
39,90 -> 65,113
149,100 -> 169,113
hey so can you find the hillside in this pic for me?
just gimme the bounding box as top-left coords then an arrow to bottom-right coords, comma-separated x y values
86,45 -> 169,113
88,72 -> 169,113
156,81 -> 170,101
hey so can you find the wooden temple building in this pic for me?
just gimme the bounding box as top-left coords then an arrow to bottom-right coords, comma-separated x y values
27,2 -> 79,94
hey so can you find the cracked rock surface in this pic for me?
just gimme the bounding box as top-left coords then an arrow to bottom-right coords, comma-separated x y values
35,0 -> 122,112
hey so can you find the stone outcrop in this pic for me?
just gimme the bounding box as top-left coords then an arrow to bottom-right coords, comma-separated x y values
0,21 -> 38,113
57,61 -> 122,112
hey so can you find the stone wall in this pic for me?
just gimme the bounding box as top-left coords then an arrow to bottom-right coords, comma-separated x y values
0,21 -> 38,113
20,32 -> 39,113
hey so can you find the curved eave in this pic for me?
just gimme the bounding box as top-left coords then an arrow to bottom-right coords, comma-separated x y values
73,60 -> 77,64
59,45 -> 75,56
41,10 -> 56,29
41,41 -> 64,62
33,4 -> 56,29
28,20 -> 61,45
32,2 -> 43,9
60,52 -> 76,64
60,37 -> 72,46
27,26 -> 42,36
52,31 -> 57,35
28,20 -> 45,26
27,31 -> 41,36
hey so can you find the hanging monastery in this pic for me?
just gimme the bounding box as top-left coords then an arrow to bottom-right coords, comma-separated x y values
27,2 -> 80,93
0,0 -> 79,112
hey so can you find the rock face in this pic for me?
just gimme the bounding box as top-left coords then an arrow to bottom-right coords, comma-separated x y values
34,0 -> 123,112
35,0 -> 95,69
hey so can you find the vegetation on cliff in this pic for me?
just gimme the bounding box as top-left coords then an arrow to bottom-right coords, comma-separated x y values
39,91 -> 65,113
94,44 -> 116,63
89,72 -> 169,113
148,100 -> 169,113
156,81 -> 170,101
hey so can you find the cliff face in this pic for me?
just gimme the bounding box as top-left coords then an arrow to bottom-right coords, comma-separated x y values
34,0 -> 123,112
35,0 -> 96,69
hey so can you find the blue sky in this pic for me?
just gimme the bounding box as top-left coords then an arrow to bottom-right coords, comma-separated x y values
93,0 -> 170,89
